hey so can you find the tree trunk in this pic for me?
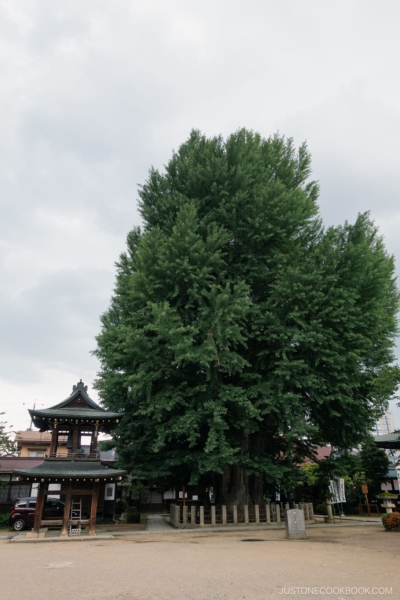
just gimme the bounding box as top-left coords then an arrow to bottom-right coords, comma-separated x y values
224,465 -> 250,506
250,474 -> 264,506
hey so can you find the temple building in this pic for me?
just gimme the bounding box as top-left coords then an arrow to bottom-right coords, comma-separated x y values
13,380 -> 126,537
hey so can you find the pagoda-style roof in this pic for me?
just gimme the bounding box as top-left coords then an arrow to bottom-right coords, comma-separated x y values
29,380 -> 123,433
374,433 -> 400,449
13,460 -> 126,482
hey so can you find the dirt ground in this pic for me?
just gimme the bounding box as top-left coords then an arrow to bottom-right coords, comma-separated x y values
0,525 -> 398,600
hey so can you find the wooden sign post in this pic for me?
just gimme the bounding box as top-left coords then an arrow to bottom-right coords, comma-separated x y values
361,483 -> 370,516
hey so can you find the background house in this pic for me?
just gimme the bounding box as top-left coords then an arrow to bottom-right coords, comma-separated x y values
15,430 -> 67,457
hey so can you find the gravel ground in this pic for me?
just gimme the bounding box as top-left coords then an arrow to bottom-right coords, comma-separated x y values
0,525 -> 398,600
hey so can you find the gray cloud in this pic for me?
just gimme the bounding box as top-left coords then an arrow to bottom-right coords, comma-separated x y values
1,0 -> 400,428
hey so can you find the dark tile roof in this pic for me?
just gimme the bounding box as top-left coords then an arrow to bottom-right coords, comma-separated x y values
374,433 -> 400,449
30,408 -> 123,420
0,456 -> 44,474
28,381 -> 123,429
51,380 -> 104,411
13,459 -> 126,480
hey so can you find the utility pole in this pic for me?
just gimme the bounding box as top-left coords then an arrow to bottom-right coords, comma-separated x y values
28,401 -> 36,431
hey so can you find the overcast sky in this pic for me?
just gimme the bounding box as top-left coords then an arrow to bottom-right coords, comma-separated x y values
1,0 -> 400,434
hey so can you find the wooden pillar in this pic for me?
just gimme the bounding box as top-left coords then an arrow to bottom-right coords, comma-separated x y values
49,427 -> 58,455
33,481 -> 46,533
60,482 -> 73,537
91,431 -> 98,455
89,481 -> 99,536
71,426 -> 79,454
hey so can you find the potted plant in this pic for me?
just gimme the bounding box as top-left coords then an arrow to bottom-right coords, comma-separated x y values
382,512 -> 400,531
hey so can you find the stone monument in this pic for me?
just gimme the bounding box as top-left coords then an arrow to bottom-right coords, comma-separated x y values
285,509 -> 306,539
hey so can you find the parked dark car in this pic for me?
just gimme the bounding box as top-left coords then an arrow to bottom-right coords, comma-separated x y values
10,497 -> 67,531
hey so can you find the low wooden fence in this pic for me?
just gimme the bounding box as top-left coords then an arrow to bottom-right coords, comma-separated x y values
170,502 -> 314,528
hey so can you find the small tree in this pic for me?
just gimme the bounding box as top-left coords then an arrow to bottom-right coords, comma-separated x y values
0,414 -> 15,456
359,435 -> 390,497
0,414 -> 16,492
130,481 -> 150,508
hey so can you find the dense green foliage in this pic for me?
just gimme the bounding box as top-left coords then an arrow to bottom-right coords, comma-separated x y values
299,436 -> 390,505
94,129 -> 400,503
359,436 -> 391,497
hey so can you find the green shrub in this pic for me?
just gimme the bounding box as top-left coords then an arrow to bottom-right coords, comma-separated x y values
0,513 -> 10,528
315,503 -> 328,515
126,507 -> 140,524
115,498 -> 128,515
382,512 -> 400,532
96,517 -> 115,525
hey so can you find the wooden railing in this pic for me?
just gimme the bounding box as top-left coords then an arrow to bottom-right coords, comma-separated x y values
45,452 -> 99,461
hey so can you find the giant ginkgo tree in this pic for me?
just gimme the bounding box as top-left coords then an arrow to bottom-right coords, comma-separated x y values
94,129 -> 400,504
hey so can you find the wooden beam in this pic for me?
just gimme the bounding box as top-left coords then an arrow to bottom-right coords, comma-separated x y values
44,488 -> 94,496
33,481 -> 46,534
89,481 -> 99,536
69,519 -> 90,525
91,431 -> 98,454
41,519 -> 90,526
40,519 -> 63,526
60,481 -> 72,537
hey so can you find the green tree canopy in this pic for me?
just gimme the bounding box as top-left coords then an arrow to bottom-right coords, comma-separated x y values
359,435 -> 390,497
94,129 -> 400,503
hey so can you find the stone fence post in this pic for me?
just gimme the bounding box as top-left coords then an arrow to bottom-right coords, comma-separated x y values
170,504 -> 181,528
275,503 -> 281,523
233,505 -> 238,524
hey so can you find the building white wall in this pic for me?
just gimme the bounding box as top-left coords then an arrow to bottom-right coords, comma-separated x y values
374,409 -> 396,436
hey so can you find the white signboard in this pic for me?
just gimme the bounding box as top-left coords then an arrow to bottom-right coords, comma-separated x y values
329,478 -> 346,504
337,478 -> 346,503
104,483 -> 115,501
